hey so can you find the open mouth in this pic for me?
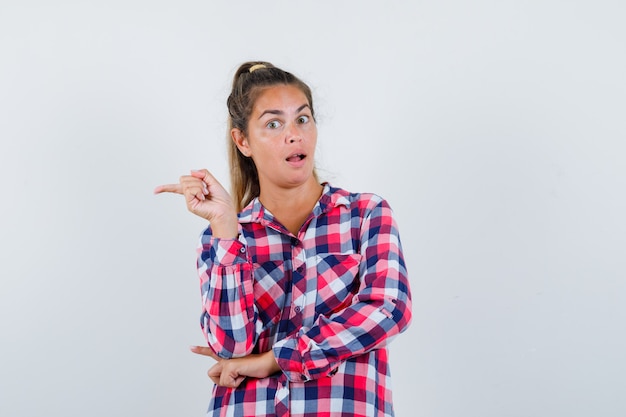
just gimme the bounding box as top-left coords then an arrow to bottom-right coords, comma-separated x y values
286,153 -> 306,162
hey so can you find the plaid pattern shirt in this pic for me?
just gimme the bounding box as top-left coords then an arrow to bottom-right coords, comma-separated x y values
197,184 -> 412,417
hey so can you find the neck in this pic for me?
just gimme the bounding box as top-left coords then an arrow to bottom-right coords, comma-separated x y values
259,180 -> 324,236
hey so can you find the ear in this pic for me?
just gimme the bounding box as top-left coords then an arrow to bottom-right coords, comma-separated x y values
231,128 -> 251,157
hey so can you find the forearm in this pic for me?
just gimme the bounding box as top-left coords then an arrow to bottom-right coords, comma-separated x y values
273,287 -> 411,381
198,233 -> 259,358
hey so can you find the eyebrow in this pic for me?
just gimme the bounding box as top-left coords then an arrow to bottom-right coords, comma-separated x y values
257,104 -> 310,119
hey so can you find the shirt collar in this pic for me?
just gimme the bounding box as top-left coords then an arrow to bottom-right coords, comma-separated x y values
238,182 -> 351,225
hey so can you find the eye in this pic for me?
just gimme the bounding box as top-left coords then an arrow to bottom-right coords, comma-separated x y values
297,115 -> 310,124
266,120 -> 282,129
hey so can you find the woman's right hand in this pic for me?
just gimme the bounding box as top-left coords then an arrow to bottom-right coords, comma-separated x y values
154,169 -> 239,238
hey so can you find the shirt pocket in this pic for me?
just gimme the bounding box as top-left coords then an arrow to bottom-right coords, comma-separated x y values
315,253 -> 362,316
253,260 -> 287,349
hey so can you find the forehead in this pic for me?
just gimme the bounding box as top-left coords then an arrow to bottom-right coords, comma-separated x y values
252,84 -> 310,114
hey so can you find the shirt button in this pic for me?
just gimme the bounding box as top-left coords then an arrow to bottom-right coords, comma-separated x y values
294,306 -> 302,313
239,247 -> 246,253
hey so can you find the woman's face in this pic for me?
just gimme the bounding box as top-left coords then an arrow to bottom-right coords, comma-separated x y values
233,84 -> 318,191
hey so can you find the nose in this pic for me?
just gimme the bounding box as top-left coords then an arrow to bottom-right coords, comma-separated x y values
285,122 -> 302,143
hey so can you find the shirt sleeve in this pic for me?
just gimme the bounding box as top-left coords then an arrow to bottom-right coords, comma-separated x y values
197,228 -> 259,358
272,197 -> 413,382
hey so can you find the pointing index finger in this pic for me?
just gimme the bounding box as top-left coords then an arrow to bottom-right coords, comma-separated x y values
153,184 -> 183,195
190,345 -> 220,361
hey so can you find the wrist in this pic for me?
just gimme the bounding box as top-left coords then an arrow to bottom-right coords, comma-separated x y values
210,214 -> 239,239
263,350 -> 281,375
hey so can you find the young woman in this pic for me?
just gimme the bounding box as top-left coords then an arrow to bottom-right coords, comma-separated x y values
155,61 -> 412,417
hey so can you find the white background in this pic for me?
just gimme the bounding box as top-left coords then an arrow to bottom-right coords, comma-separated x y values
1,1 -> 625,416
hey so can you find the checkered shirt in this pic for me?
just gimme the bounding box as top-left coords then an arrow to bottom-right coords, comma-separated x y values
197,183 -> 412,417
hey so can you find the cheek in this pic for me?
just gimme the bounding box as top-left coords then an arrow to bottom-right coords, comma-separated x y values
306,125 -> 318,142
250,144 -> 275,165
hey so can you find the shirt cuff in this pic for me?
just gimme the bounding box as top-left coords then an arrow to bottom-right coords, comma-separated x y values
272,337 -> 310,382
200,236 -> 248,266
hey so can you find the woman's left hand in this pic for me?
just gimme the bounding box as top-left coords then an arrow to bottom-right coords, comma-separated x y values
191,347 -> 280,388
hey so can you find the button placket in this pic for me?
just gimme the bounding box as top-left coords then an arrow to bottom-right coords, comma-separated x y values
290,240 -> 307,321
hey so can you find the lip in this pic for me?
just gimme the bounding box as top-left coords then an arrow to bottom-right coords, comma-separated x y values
285,152 -> 307,168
